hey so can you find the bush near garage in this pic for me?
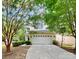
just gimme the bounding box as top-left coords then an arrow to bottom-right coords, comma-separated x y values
12,40 -> 32,47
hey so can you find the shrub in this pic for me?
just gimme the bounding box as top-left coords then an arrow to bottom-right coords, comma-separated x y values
53,40 -> 58,45
25,40 -> 32,45
12,40 -> 32,47
12,41 -> 26,47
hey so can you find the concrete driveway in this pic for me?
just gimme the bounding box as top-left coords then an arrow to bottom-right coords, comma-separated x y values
26,45 -> 75,59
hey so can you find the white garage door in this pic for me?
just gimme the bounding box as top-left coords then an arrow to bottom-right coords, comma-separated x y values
30,34 -> 53,45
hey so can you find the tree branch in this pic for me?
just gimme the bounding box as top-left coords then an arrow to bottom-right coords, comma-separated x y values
10,0 -> 25,20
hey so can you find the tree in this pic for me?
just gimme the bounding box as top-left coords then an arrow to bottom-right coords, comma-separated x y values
2,0 -> 26,52
41,0 -> 76,37
2,0 -> 45,52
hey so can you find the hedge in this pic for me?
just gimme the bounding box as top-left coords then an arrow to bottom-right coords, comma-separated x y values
12,40 -> 31,47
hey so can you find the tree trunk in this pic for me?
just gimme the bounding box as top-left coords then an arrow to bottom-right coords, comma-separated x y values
6,44 -> 11,53
61,34 -> 64,47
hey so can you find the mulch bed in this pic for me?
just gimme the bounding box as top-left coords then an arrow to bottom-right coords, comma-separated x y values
54,45 -> 76,54
2,46 -> 30,59
62,48 -> 76,54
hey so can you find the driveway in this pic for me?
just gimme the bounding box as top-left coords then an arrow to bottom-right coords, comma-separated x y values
26,45 -> 75,59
